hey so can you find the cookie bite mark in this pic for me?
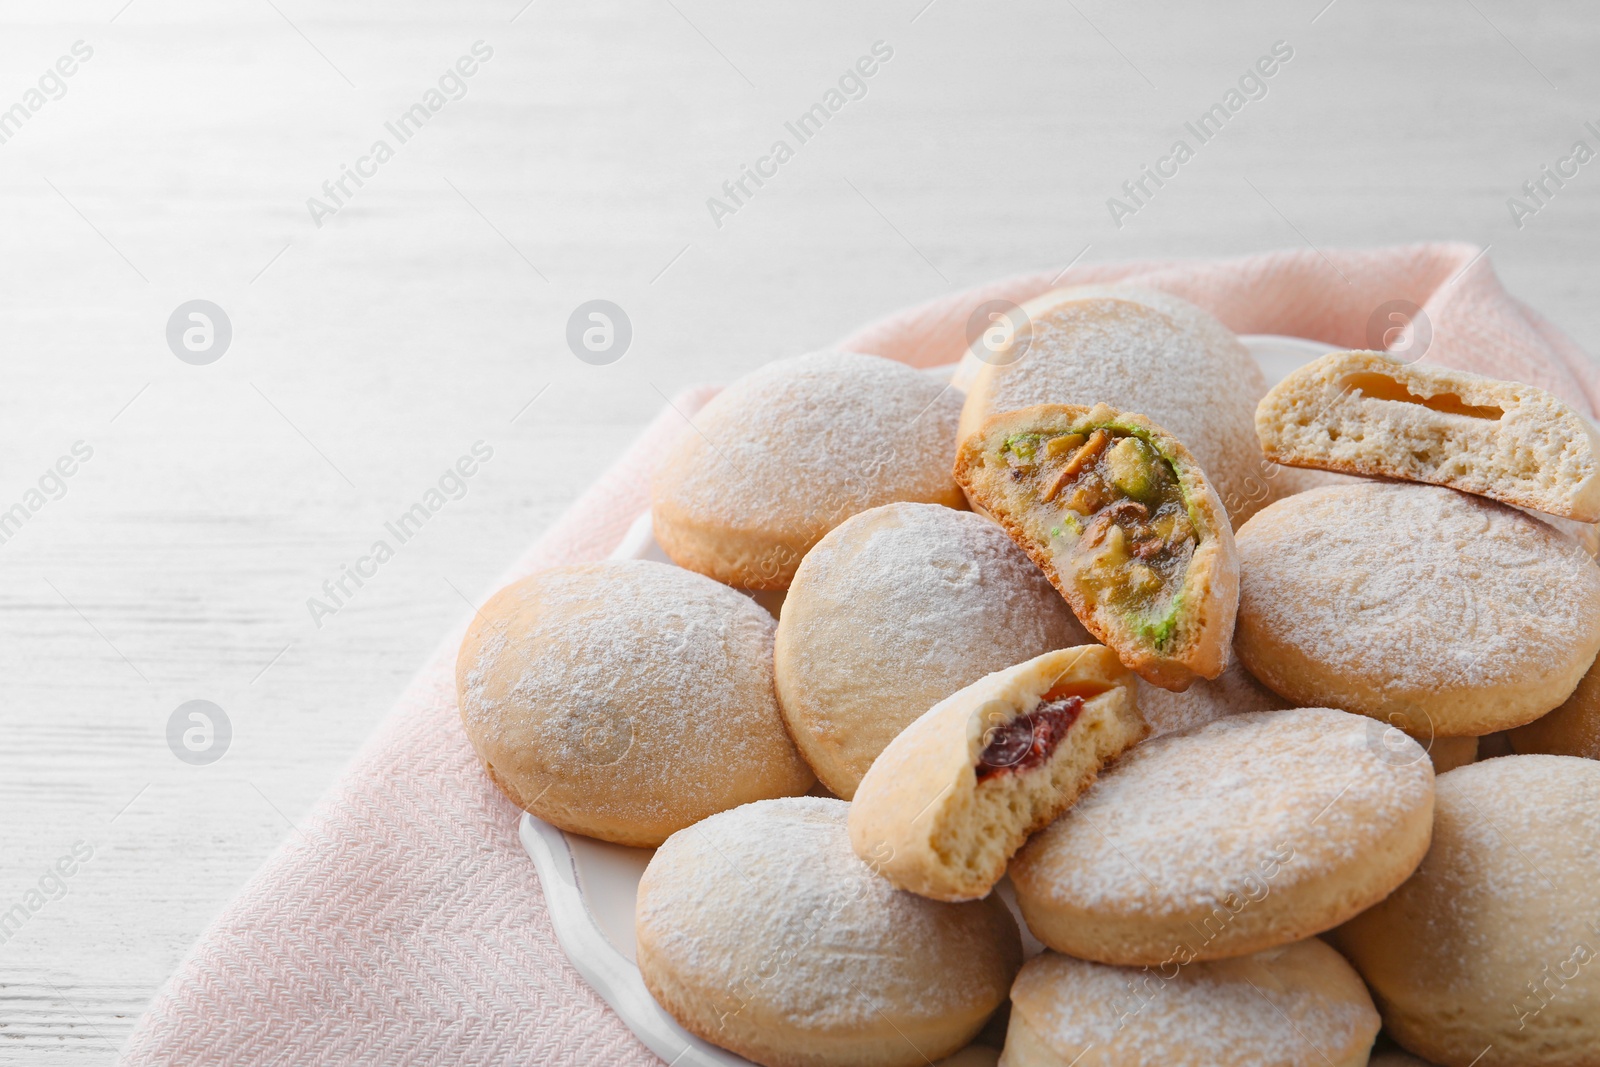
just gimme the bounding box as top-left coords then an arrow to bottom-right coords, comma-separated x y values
955,402 -> 1239,691
848,646 -> 1147,903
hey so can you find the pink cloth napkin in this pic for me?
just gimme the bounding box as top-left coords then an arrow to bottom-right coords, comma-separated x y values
118,244 -> 1595,1067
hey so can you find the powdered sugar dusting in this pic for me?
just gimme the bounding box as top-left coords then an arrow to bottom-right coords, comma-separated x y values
1369,755 -> 1600,998
637,797 -> 1018,1030
1238,482 -> 1600,701
1013,709 -> 1434,909
1012,942 -> 1376,1064
458,560 -> 811,831
1135,659 -> 1289,738
777,503 -> 1089,787
654,350 -> 963,533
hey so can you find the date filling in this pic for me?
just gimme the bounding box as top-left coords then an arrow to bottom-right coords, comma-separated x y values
975,693 -> 1084,783
1000,427 -> 1196,646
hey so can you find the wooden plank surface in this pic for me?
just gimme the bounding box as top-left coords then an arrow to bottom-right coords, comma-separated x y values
0,0 -> 1596,1062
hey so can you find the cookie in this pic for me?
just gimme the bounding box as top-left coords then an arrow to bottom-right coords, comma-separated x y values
1235,482 -> 1600,736
1336,755 -> 1600,1067
999,941 -> 1380,1067
636,797 -> 1022,1067
1509,650 -> 1600,760
1425,735 -> 1479,773
650,350 -> 965,589
848,646 -> 1146,902
954,403 -> 1239,691
1535,509 -> 1600,559
1134,658 -> 1288,738
1256,350 -> 1600,521
957,284 -> 1274,525
455,560 -> 813,846
775,502 -> 1089,799
1009,708 -> 1434,965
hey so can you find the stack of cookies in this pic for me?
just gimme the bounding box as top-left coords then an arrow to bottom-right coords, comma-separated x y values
456,287 -> 1600,1067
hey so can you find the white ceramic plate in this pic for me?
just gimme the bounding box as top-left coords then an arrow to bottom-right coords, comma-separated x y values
519,335 -> 1341,1067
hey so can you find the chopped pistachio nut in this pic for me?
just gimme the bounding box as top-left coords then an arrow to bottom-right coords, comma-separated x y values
1106,436 -> 1159,500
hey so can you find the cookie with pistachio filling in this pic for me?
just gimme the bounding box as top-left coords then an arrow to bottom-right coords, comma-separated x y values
954,403 -> 1239,691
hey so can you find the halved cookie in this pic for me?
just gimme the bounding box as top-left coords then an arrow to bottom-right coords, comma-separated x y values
953,403 -> 1239,691
1256,350 -> 1600,521
847,645 -> 1147,902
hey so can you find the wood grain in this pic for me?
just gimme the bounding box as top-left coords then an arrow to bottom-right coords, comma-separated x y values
0,1 -> 1596,1062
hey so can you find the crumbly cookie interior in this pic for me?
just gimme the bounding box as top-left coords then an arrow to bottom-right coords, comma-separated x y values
995,427 -> 1196,647
937,681 -> 1116,891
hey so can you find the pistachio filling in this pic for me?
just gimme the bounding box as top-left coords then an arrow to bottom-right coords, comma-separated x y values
1000,427 -> 1195,645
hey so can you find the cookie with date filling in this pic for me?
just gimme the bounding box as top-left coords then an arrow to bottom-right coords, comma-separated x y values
847,645 -> 1146,903
954,403 -> 1239,692
1257,350 -> 1600,521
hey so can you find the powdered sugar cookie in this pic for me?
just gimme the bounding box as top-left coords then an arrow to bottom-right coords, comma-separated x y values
1337,755 -> 1600,1067
958,285 -> 1274,525
1009,708 -> 1434,965
456,560 -> 813,846
1235,482 -> 1600,736
849,646 -> 1147,902
1510,650 -> 1600,760
775,503 -> 1089,799
651,350 -> 965,590
636,797 -> 1022,1067
1000,941 -> 1380,1067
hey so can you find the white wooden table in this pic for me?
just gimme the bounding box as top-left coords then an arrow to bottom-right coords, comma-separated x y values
1,1 -> 1595,1062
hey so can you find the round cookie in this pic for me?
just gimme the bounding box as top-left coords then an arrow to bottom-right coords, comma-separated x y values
651,350 -> 965,590
775,502 -> 1088,798
957,285 -> 1274,526
1337,755 -> 1600,1067
1000,941 -> 1380,1067
455,560 -> 813,846
1510,651 -> 1600,759
1009,708 -> 1435,965
1234,482 -> 1600,736
636,797 -> 1023,1067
